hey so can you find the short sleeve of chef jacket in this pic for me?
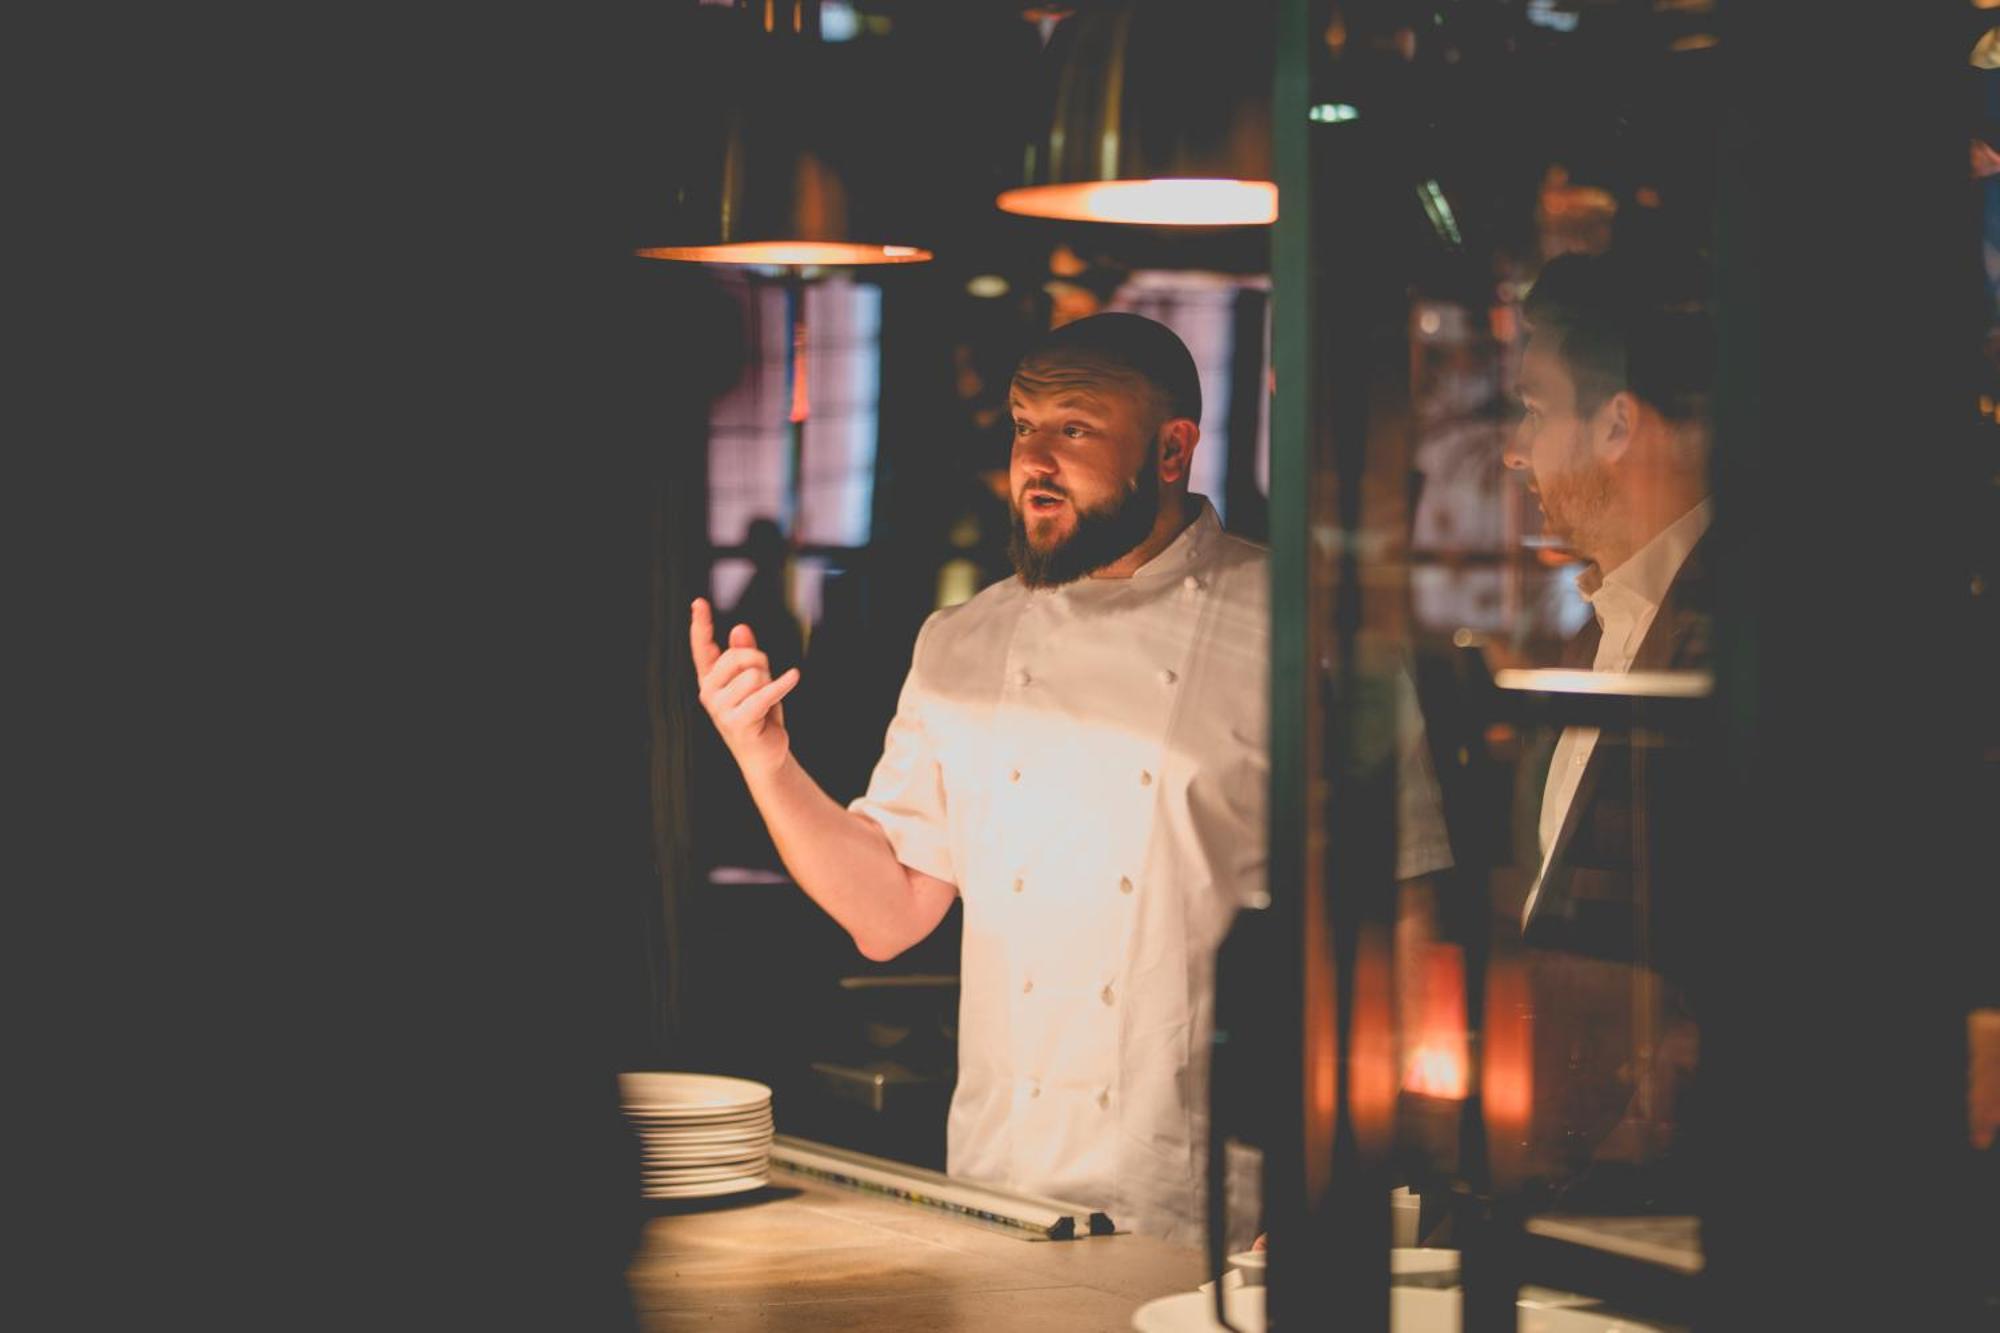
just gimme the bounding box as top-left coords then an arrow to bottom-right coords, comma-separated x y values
847,613 -> 958,885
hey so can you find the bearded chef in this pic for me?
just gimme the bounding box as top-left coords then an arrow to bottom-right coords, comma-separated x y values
691,312 -> 1452,1244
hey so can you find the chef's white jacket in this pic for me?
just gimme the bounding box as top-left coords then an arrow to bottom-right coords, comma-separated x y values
850,497 -> 1451,1243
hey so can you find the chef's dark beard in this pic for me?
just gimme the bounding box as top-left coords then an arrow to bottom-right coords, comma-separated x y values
1007,452 -> 1162,590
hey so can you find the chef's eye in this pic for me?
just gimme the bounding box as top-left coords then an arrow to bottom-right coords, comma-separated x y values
1013,420 -> 1033,436
1063,423 -> 1092,438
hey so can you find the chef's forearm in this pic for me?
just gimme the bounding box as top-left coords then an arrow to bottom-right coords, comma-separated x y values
742,753 -> 927,960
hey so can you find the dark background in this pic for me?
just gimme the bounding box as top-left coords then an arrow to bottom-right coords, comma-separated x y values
24,2 -> 1993,1330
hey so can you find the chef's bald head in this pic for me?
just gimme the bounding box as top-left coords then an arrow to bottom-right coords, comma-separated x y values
1013,313 -> 1202,428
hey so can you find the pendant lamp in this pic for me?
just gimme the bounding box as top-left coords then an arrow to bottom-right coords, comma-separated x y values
638,1 -> 931,267
997,0 -> 1277,226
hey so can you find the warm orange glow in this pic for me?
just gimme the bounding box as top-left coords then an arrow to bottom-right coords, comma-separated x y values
1482,956 -> 1534,1182
996,179 -> 1278,226
1311,1021 -> 1338,1124
1047,243 -> 1089,277
1540,182 -> 1617,223
635,242 -> 933,266
1404,1044 -> 1468,1099
1351,930 -> 1399,1153
1402,944 -> 1470,1099
1304,872 -> 1339,1198
788,312 -> 809,424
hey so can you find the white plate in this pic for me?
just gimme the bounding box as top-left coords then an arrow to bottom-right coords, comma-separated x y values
632,1112 -> 772,1128
626,1117 -> 772,1130
639,1140 -> 771,1157
627,1114 -> 771,1128
1133,1286 -> 1270,1333
642,1173 -> 768,1200
619,1072 -> 772,1113
1130,1286 -> 1667,1333
639,1148 -> 770,1162
644,1160 -> 768,1176
642,1152 -> 769,1167
634,1129 -> 774,1145
1222,1248 -> 1458,1279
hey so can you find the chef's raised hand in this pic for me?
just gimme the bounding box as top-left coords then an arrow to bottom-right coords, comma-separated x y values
691,597 -> 801,782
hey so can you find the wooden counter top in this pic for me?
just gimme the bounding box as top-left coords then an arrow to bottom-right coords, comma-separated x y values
627,1165 -> 1207,1331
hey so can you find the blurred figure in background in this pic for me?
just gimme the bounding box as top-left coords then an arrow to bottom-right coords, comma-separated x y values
1503,249 -> 1718,1211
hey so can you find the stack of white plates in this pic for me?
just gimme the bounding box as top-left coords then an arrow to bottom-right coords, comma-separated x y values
619,1072 -> 774,1200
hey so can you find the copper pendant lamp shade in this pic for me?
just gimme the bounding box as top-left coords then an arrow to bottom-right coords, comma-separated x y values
638,4 -> 931,267
997,0 -> 1277,226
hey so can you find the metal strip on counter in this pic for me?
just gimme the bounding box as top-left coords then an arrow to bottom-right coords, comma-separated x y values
767,1135 -> 1116,1241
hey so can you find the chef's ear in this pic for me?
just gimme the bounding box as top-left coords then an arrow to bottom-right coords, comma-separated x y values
1158,417 -> 1199,486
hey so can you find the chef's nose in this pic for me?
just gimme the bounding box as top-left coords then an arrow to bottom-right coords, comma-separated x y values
1015,433 -> 1058,475
1501,421 -> 1530,471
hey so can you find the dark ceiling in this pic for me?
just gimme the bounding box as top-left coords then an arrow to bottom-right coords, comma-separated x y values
643,0 -> 1725,308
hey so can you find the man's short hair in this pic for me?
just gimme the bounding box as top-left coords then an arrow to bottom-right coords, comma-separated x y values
1522,251 -> 1714,423
1015,312 -> 1203,424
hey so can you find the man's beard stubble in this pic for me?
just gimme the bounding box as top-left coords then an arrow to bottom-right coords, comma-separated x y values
1007,452 -> 1162,590
1540,449 -> 1620,569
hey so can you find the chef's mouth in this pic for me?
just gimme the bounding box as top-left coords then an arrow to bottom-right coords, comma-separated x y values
1023,491 -> 1068,514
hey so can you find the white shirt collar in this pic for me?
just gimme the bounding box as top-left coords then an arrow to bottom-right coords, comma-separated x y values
1578,497 -> 1713,628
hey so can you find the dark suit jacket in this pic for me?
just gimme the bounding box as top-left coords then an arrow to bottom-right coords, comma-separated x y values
1521,533 -> 1718,984
1518,533 -> 1719,1208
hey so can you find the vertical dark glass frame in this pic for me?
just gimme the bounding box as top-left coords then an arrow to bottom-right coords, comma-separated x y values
1256,1 -> 1989,1329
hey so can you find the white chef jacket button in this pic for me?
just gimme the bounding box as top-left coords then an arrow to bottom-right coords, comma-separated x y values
1013,876 -> 1024,894
1119,875 -> 1134,895
1029,1082 -> 1041,1099
1097,1088 -> 1111,1109
1015,668 -> 1032,686
1009,768 -> 1022,783
1183,575 -> 1201,592
1160,668 -> 1177,685
1022,978 -> 1034,994
1139,770 -> 1153,787
1101,983 -> 1115,1006
1574,753 -> 1586,767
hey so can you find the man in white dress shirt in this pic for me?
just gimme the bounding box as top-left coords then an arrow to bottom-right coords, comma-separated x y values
1506,251 -> 1715,956
691,313 -> 1451,1243
1503,252 -> 1718,1205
